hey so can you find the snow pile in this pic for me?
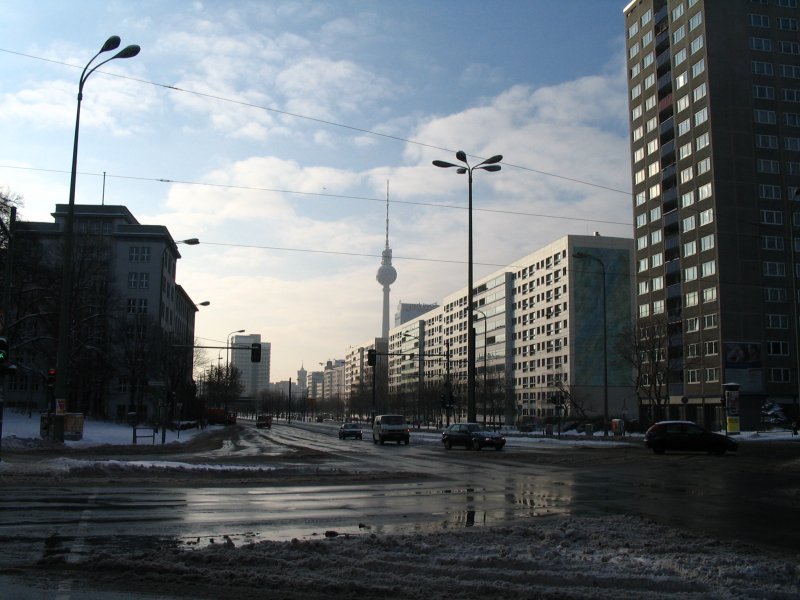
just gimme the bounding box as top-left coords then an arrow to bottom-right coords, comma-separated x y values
67,515 -> 799,600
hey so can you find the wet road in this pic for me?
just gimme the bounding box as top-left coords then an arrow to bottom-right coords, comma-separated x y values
1,421 -> 798,574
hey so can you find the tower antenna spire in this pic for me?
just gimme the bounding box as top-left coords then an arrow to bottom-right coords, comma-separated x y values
385,180 -> 390,249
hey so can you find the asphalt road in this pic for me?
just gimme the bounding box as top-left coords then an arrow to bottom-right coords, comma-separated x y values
1,421 -> 798,572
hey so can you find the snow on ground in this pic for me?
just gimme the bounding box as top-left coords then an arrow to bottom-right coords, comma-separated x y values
2,410 -> 800,599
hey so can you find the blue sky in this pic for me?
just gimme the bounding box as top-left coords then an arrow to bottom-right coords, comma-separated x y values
0,0 -> 633,381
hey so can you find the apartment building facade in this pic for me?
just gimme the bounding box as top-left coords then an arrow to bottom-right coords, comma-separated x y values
625,0 -> 800,427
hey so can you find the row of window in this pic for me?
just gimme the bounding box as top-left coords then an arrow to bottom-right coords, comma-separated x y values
750,37 -> 800,54
752,61 -> 800,77
761,209 -> 800,225
757,158 -> 800,174
753,85 -> 800,101
748,14 -> 799,30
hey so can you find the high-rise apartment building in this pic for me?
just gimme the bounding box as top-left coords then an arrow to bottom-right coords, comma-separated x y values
624,0 -> 800,428
231,334 -> 270,398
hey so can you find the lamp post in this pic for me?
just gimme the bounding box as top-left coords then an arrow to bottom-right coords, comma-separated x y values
433,151 -> 502,423
226,329 -> 245,411
473,308 -> 489,426
54,36 -> 140,415
573,252 -> 609,437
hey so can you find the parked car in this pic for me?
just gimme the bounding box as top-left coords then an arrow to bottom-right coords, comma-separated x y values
372,414 -> 410,445
255,414 -> 272,429
644,421 -> 738,455
338,422 -> 363,440
442,423 -> 506,451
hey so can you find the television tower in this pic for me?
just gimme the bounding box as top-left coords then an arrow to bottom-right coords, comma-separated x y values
376,182 -> 397,339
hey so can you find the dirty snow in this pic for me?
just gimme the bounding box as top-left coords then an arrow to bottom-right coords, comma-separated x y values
2,410 -> 799,599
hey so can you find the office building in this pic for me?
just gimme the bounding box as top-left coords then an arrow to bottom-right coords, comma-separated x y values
624,0 -> 800,427
231,333 -> 270,398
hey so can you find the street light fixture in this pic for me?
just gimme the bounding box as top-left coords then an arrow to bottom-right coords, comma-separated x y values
54,36 -> 140,413
573,251 -> 609,437
433,151 -> 502,423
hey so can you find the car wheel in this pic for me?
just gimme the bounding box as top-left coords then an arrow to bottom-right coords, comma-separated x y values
373,436 -> 378,444
712,447 -> 726,456
444,439 -> 452,450
652,444 -> 666,455
472,440 -> 482,451
404,438 -> 409,445
379,436 -> 385,445
495,445 -> 503,451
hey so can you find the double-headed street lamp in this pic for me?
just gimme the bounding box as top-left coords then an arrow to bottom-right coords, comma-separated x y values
54,36 -> 140,412
573,252 -> 609,437
433,151 -> 502,423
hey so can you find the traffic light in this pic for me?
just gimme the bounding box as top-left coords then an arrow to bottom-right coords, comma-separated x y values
250,343 -> 261,363
47,368 -> 56,388
0,336 -> 8,365
367,348 -> 376,366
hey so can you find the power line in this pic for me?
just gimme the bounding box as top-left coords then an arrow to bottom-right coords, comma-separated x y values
0,46 -> 633,199
0,164 -> 634,227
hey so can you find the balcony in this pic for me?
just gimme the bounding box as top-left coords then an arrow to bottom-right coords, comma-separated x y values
658,71 -> 673,93
655,28 -> 670,52
667,282 -> 682,299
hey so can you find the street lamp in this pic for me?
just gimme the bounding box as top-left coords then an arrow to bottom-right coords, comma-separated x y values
573,252 -> 609,437
433,150 -> 502,423
225,329 -> 245,411
473,307 -> 489,426
54,36 -> 140,413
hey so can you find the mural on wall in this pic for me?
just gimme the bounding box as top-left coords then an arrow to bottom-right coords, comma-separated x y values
572,247 -> 632,388
723,342 -> 763,394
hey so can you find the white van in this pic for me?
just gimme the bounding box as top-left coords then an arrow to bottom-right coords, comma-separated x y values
372,414 -> 410,445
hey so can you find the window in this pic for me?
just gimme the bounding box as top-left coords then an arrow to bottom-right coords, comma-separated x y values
705,368 -> 719,383
678,118 -> 691,136
674,47 -> 687,67
636,191 -> 646,205
786,137 -> 800,151
748,14 -> 770,28
638,280 -> 650,294
638,258 -> 649,273
769,368 -> 791,383
680,142 -> 693,160
632,104 -> 643,120
754,85 -> 775,99
642,30 -> 653,47
636,213 -> 647,228
783,89 -> 800,103
703,313 -> 718,329
757,134 -> 779,149
635,169 -> 646,184
633,126 -> 644,141
686,317 -> 699,332
684,240 -> 697,257
685,265 -> 698,281
701,259 -> 716,277
750,37 -> 772,51
673,25 -> 686,43
650,206 -> 662,222
700,234 -> 715,252
755,109 -> 777,124
768,341 -> 790,355
765,287 -> 787,302
637,235 -> 649,251
686,369 -> 701,384
758,159 -> 780,174
685,291 -> 699,307
683,215 -> 696,233
639,303 -> 650,318
641,8 -> 651,26
650,183 -> 661,199
634,147 -> 645,163
759,184 -> 782,199
693,82 -> 707,102
680,166 -> 694,183
645,94 -> 657,111
780,64 -> 800,79
676,72 -> 689,90
698,182 -> 713,200
645,73 -> 656,89
629,22 -> 639,39
690,35 -> 704,54
761,209 -> 783,225
697,157 -> 711,175
778,17 -> 798,31
762,235 -> 785,250
687,343 -> 700,359
653,299 -> 665,314
643,51 -> 654,69
753,61 -> 774,76
630,42 -> 641,59
647,116 -> 658,132
647,138 -> 660,154
764,261 -> 787,276
652,276 -> 664,291
786,113 -> 800,127
651,253 -> 663,268
777,0 -> 798,7
696,132 -> 710,151
689,12 -> 702,31
631,83 -> 642,100
703,286 -> 717,303
767,314 -> 789,329
677,94 -> 691,113
779,41 -> 800,55
694,57 -> 707,77
651,229 -> 662,244
788,162 -> 800,175
672,4 -> 685,21
128,246 -> 151,263
682,191 -> 695,208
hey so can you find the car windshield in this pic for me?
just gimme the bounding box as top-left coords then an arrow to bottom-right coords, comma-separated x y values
380,415 -> 404,425
466,424 -> 484,432
343,423 -> 359,429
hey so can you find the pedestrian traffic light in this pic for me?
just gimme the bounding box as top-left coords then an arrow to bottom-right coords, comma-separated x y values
47,368 -> 56,388
0,336 -> 8,364
367,349 -> 376,366
250,343 -> 261,363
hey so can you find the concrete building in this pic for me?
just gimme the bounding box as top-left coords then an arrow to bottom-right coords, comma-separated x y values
394,301 -> 439,327
624,0 -> 800,428
231,333 -> 270,399
362,234 -> 636,427
7,204 -> 202,420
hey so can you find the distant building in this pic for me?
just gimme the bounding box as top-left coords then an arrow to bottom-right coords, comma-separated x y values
231,334 -> 270,398
394,301 -> 439,327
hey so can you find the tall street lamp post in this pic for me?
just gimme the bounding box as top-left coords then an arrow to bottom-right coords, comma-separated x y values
433,151 -> 502,423
573,252 -> 609,437
54,36 -> 140,414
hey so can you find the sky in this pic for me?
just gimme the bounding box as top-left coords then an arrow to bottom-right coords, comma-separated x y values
0,0 -> 634,381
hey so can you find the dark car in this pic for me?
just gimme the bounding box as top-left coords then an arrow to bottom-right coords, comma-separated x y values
338,422 -> 363,440
644,421 -> 738,455
255,414 -> 272,429
442,423 -> 505,451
